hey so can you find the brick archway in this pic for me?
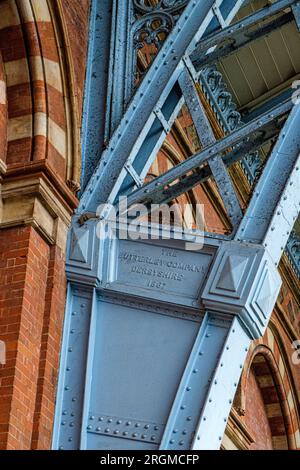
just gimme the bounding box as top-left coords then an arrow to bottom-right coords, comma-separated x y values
238,337 -> 299,450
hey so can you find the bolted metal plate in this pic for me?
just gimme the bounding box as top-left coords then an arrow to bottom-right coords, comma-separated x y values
84,295 -> 201,450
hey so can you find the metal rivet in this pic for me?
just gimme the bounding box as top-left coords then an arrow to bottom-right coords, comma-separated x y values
114,430 -> 119,435
108,418 -> 112,423
123,431 -> 128,436
90,416 -> 95,421
64,386 -> 69,391
72,397 -> 76,402
180,405 -> 186,410
61,421 -> 66,426
186,387 -> 191,391
179,440 -> 184,446
105,428 -> 110,433
68,438 -> 72,442
170,439 -> 175,444
144,424 -> 150,429
151,436 -> 156,441
193,369 -> 198,373
173,429 -> 178,434
135,423 -> 141,428
132,433 -> 138,438
70,422 -> 74,427
87,425 -> 92,430
96,427 -> 101,432
187,416 -> 192,421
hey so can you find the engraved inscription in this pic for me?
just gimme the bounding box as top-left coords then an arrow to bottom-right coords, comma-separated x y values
118,249 -> 206,287
114,240 -> 213,302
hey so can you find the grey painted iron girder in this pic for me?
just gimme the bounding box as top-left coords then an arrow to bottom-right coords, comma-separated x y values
79,0 -> 245,213
122,98 -> 292,210
80,0 -> 113,190
53,219 -> 281,450
235,104 -> 300,263
105,0 -> 134,138
178,66 -> 243,229
137,122 -> 281,207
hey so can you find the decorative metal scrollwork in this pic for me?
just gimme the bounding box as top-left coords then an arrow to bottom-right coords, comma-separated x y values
133,0 -> 189,14
200,67 -> 242,132
133,12 -> 174,50
129,0 -> 189,89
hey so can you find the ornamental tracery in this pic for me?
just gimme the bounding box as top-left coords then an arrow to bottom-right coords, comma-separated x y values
132,0 -> 188,85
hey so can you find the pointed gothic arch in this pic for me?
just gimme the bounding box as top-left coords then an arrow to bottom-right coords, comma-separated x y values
0,0 -> 80,191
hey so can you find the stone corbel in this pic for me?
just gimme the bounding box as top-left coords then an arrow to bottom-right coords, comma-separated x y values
0,175 -> 73,252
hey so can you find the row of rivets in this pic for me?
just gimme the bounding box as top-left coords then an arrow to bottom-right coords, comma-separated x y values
87,413 -> 164,444
168,329 -> 215,448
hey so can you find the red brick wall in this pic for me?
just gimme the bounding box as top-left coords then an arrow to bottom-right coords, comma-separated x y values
0,226 -> 66,449
245,368 -> 273,450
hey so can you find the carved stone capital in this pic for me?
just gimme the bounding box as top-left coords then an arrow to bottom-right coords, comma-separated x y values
0,175 -> 73,251
201,241 -> 282,339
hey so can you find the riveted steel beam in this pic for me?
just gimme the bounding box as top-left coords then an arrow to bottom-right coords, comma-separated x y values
137,122 -> 280,207
105,0 -> 134,137
81,0 -> 113,190
292,1 -> 300,30
235,104 -> 300,264
178,66 -> 243,229
80,0 -> 246,213
123,99 -> 292,210
191,0 -> 298,71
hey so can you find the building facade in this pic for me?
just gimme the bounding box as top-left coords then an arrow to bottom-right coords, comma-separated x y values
0,0 -> 299,450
